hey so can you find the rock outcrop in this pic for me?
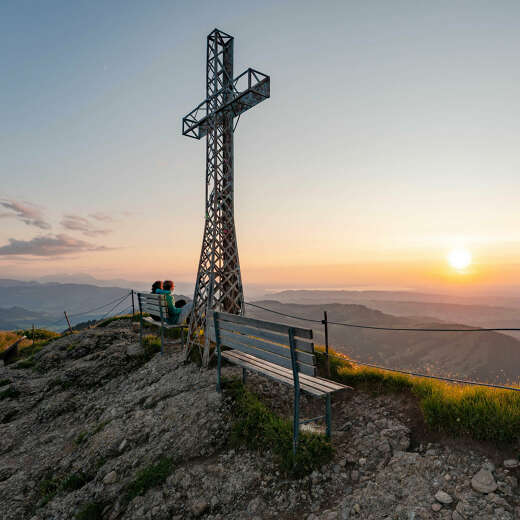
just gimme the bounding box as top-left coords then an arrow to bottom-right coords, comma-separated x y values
0,320 -> 519,519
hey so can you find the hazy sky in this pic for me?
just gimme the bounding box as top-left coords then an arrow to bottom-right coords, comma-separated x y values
1,1 -> 519,293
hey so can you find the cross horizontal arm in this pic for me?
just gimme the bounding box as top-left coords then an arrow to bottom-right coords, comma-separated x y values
182,68 -> 270,139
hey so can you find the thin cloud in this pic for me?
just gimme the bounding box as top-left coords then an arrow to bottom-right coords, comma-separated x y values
61,215 -> 111,237
0,234 -> 110,257
0,199 -> 51,230
89,212 -> 114,223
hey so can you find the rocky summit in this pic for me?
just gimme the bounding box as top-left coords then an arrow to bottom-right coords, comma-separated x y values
1,320 -> 519,520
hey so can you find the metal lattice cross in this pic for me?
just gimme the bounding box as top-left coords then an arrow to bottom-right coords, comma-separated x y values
182,29 -> 270,366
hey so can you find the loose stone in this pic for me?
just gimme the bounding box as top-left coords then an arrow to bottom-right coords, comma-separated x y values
435,490 -> 453,505
471,469 -> 498,494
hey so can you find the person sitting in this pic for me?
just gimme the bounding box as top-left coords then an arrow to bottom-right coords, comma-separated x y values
149,280 -> 163,321
156,280 -> 182,324
151,280 -> 163,294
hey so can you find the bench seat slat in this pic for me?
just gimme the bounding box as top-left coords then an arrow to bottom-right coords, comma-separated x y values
222,350 -> 326,397
142,316 -> 186,329
216,321 -> 314,353
229,350 -> 351,394
139,294 -> 167,303
215,329 -> 316,377
140,303 -> 166,314
139,299 -> 167,308
214,311 -> 313,339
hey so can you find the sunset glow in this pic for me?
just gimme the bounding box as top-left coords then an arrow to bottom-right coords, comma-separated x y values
448,248 -> 472,271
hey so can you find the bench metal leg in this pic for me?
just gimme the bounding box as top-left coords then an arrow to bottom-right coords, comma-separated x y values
293,386 -> 300,455
325,394 -> 331,439
242,368 -> 247,384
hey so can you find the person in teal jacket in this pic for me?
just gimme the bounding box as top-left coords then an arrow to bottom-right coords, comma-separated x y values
156,280 -> 181,324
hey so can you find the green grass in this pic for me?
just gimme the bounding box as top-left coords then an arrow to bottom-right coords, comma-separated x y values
0,331 -> 31,351
317,347 -> 520,443
18,328 -> 60,342
0,386 -> 20,400
92,419 -> 111,435
60,471 -> 89,492
38,475 -> 60,506
224,379 -> 333,477
96,314 -> 134,328
12,356 -> 37,370
123,457 -> 174,504
75,502 -> 104,520
139,335 -> 162,361
0,378 -> 11,387
75,431 -> 89,445
38,469 -> 93,508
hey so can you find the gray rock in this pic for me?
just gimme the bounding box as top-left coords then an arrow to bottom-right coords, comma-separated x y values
126,342 -> 144,357
504,459 -> 519,469
103,470 -> 118,484
247,497 -> 264,514
435,490 -> 453,505
431,503 -> 442,512
471,469 -> 498,493
482,461 -> 496,472
190,499 -> 209,517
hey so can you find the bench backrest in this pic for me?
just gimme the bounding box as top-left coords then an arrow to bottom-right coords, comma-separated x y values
137,292 -> 170,319
210,311 -> 316,377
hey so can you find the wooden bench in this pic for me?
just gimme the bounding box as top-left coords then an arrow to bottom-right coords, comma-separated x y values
137,293 -> 188,354
209,311 -> 351,453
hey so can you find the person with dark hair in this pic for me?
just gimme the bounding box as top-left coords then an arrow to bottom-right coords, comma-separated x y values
151,280 -> 163,294
148,280 -> 164,321
156,280 -> 181,324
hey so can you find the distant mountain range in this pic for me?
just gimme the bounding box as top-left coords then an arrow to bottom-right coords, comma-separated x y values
248,300 -> 520,385
269,289 -> 520,340
269,289 -> 520,309
2,280 -> 520,383
0,278 -> 191,331
0,306 -> 54,331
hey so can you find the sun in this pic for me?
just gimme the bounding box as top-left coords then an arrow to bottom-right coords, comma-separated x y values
448,247 -> 472,271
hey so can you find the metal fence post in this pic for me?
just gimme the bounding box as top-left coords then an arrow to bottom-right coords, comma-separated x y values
64,311 -> 73,334
322,310 -> 330,377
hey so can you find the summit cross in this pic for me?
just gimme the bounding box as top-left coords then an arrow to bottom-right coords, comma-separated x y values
182,29 -> 270,366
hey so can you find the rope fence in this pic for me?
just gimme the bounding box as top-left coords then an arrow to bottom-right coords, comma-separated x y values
245,301 -> 520,332
36,292 -> 133,330
243,301 -> 520,392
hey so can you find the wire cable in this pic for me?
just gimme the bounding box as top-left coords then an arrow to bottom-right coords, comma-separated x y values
67,292 -> 132,319
327,351 -> 520,392
245,302 -> 520,391
244,301 -> 520,332
96,293 -> 131,322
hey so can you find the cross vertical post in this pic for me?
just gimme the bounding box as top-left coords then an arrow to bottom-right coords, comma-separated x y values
182,29 -> 270,366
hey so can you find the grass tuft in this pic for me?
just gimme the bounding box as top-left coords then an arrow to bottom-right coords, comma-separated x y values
12,356 -> 37,370
96,314 -> 134,328
75,502 -> 104,520
317,347 -> 520,443
224,379 -> 333,477
60,471 -> 89,492
123,457 -> 173,504
75,431 -> 89,445
38,475 -> 60,506
0,386 -> 20,400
